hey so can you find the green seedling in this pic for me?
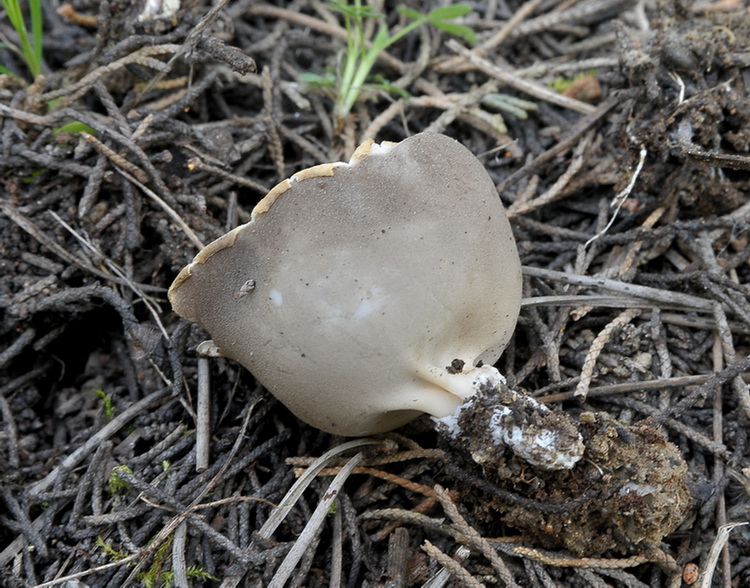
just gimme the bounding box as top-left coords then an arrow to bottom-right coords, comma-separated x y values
0,0 -> 43,80
157,567 -> 219,588
47,100 -> 97,137
21,168 -> 44,183
308,0 -> 476,128
549,69 -> 597,93
137,535 -> 219,588
139,536 -> 172,588
52,121 -> 96,138
370,73 -> 411,98
95,388 -> 116,421
96,535 -> 129,561
108,465 -> 133,495
481,93 -> 539,119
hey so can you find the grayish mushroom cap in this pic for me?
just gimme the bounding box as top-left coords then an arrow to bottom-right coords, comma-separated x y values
169,133 -> 522,436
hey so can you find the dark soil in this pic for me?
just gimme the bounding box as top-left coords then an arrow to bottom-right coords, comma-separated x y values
2,0 -> 750,586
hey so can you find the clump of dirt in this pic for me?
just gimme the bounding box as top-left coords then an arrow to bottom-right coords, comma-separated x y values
440,382 -> 691,556
616,0 -> 750,219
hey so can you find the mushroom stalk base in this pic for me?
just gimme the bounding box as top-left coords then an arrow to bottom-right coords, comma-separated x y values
432,367 -> 692,555
433,366 -> 584,471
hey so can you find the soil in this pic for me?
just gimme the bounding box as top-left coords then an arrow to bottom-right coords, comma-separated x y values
2,0 -> 750,586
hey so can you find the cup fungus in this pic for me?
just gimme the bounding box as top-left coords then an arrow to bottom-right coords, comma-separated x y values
170,133 -> 521,427
170,132 -> 691,554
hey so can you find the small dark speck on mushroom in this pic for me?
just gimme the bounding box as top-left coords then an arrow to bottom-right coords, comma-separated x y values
446,358 -> 465,374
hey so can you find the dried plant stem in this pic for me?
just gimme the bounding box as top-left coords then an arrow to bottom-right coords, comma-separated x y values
523,266 -> 714,311
575,308 -> 642,398
699,523 -> 749,588
435,486 -> 519,587
268,452 -> 366,587
306,466 -> 436,497
187,157 -> 270,195
172,521 -> 189,588
29,389 -> 172,497
1,202 -> 161,291
41,44 -> 181,103
259,439 -> 386,540
508,133 -> 589,217
510,545 -> 674,571
538,372 -> 750,404
422,541 -> 484,587
446,40 -> 596,115
497,91 -> 627,193
711,335 -> 731,586
195,358 -> 210,472
115,169 -> 205,251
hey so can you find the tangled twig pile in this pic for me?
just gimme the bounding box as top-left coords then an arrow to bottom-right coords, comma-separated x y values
1,0 -> 749,586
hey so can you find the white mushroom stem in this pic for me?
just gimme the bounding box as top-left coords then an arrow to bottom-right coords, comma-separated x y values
420,364 -> 506,407
432,364 -> 585,471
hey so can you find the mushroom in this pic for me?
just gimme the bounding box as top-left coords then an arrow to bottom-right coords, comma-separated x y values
168,133 -> 694,554
169,133 -> 525,438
